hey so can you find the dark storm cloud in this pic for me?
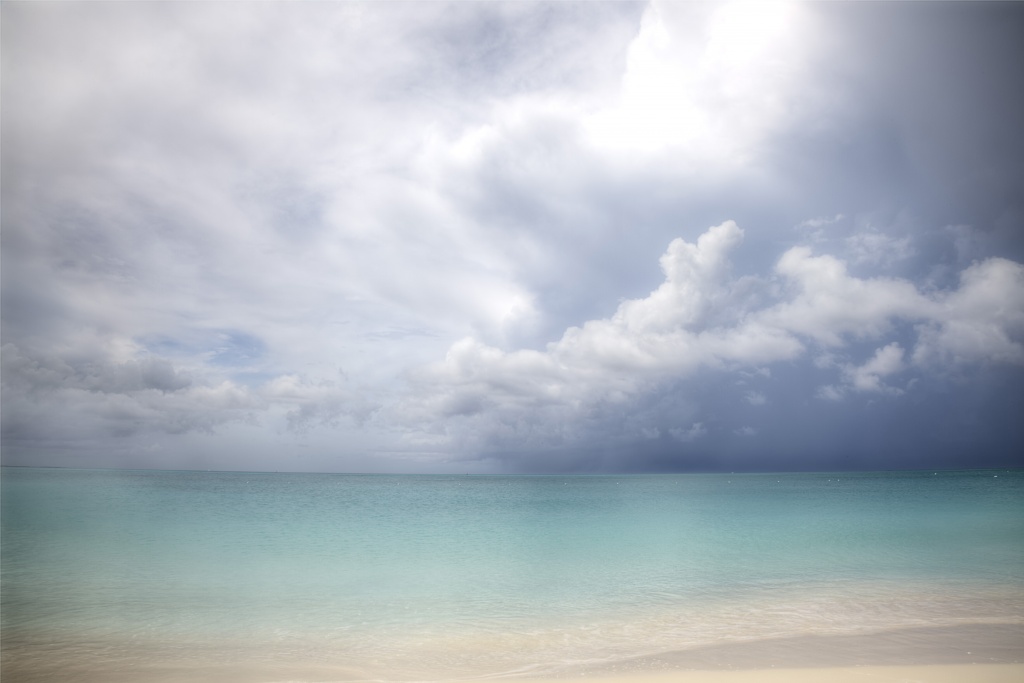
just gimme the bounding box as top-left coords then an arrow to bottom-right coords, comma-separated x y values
763,2 -> 1024,269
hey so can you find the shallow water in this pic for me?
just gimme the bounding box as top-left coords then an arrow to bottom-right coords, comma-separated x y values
2,468 -> 1023,681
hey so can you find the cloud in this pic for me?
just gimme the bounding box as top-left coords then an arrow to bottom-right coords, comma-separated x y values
669,422 -> 706,442
845,229 -> 914,268
264,374 -> 378,433
2,2 -> 1022,471
0,341 -> 376,454
398,222 -> 792,431
816,385 -> 844,403
0,343 -> 261,439
584,0 -> 814,163
760,248 -> 931,346
397,222 -> 1024,460
913,258 -> 1024,366
744,391 -> 767,406
847,343 -> 905,394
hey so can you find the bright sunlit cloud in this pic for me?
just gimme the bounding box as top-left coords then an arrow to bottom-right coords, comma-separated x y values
584,0 -> 806,165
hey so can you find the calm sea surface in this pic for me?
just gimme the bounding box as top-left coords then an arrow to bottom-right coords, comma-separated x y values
2,468 -> 1023,681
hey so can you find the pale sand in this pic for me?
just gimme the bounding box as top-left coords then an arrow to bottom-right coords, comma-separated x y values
506,664 -> 1024,683
4,623 -> 1021,682
476,624 -> 1024,683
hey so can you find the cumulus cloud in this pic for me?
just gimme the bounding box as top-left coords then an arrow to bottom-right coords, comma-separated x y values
398,222 -> 791,436
396,222 -> 1024,460
813,342 -> 908,401
913,258 -> 1024,366
847,343 -> 906,394
760,248 -> 931,345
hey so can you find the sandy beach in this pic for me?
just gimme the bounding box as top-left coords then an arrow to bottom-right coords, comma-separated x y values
492,623 -> 1024,683
511,664 -> 1024,683
4,627 -> 1022,683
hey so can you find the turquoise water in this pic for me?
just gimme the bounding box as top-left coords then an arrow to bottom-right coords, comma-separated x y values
2,468 -> 1023,680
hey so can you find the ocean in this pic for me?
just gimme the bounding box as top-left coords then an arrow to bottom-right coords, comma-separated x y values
2,467 -> 1022,681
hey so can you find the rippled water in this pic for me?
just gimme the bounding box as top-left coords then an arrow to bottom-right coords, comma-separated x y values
2,468 -> 1022,680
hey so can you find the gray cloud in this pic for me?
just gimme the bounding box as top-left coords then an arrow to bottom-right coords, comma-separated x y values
1,343 -> 256,439
2,1 -> 1023,472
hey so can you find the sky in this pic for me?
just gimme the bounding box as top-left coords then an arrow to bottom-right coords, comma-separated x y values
2,1 -> 1023,474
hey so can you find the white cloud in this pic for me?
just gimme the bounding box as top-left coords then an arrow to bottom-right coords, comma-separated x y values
913,258 -> 1024,366
398,221 -> 1024,455
403,221 -> 796,426
760,248 -> 934,346
847,343 -> 905,393
584,0 -> 812,165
